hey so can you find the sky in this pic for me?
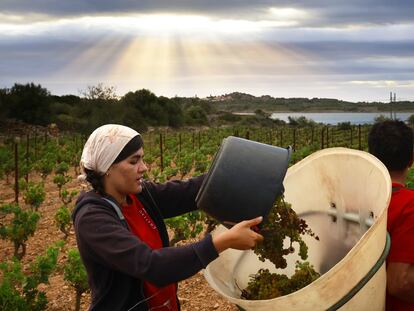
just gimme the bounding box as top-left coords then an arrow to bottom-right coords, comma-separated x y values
0,1 -> 413,102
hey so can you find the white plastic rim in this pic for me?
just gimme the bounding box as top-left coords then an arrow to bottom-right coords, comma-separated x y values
204,148 -> 391,311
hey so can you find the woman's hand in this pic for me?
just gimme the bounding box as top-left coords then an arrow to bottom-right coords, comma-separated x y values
212,217 -> 264,253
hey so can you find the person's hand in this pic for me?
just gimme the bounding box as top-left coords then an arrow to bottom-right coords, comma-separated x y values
212,217 -> 264,253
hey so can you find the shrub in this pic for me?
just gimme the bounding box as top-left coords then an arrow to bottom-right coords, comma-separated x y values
23,182 -> 45,211
0,242 -> 63,311
54,206 -> 71,240
63,249 -> 89,311
0,204 -> 40,260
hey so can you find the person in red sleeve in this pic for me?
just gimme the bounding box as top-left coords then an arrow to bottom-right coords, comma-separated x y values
369,120 -> 414,311
72,124 -> 264,311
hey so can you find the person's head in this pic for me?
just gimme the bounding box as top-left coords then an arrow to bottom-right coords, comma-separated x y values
368,120 -> 414,172
80,124 -> 148,200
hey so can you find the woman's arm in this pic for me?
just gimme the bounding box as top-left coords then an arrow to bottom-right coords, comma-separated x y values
75,204 -> 262,287
75,203 -> 215,286
141,175 -> 205,218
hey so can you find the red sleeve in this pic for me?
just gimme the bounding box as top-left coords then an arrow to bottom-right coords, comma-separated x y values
388,205 -> 414,263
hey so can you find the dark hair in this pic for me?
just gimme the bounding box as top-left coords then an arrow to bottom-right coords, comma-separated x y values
85,168 -> 106,195
113,135 -> 143,164
85,135 -> 143,195
368,120 -> 414,171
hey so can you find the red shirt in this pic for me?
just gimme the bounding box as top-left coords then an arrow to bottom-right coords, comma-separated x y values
122,194 -> 178,311
386,183 -> 414,311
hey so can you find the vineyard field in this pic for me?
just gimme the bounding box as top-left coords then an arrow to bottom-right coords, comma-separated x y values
1,124 -> 412,311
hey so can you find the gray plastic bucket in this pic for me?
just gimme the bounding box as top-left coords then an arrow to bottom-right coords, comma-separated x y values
196,136 -> 291,225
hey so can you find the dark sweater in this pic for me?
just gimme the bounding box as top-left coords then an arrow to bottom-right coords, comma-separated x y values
72,176 -> 218,311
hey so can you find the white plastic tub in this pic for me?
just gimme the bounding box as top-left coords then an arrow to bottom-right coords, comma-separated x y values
204,148 -> 391,311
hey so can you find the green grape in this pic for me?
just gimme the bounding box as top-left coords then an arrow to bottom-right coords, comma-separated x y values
241,196 -> 321,300
241,262 -> 320,300
253,196 -> 319,268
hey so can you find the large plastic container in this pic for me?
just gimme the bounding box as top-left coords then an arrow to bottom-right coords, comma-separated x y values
204,148 -> 391,311
196,136 -> 291,225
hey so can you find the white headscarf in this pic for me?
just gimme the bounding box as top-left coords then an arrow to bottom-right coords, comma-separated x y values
79,124 -> 140,179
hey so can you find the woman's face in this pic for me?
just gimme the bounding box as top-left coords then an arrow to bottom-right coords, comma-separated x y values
104,147 -> 148,198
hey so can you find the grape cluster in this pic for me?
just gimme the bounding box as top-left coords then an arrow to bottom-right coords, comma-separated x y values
253,196 -> 319,269
241,261 -> 320,300
240,196 -> 320,300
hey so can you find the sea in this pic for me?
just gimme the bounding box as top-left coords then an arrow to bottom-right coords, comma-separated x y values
269,112 -> 414,125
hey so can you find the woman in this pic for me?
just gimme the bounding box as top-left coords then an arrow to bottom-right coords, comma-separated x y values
72,124 -> 263,311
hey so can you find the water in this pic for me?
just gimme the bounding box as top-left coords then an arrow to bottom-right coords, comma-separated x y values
269,112 -> 414,125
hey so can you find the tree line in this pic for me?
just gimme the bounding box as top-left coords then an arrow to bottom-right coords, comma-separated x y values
0,83 -> 214,134
3,82 -> 413,135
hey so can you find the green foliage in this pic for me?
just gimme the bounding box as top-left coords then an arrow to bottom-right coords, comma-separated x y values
18,178 -> 27,192
81,83 -> 117,101
23,182 -> 46,211
35,157 -> 55,180
177,155 -> 193,177
159,96 -> 184,127
55,162 -> 70,176
60,189 -> 78,205
54,206 -> 71,239
290,145 -> 318,163
53,174 -> 72,197
63,249 -> 89,311
4,83 -> 414,132
0,242 -> 62,311
0,259 -> 27,310
254,109 -> 267,116
406,167 -> 414,189
53,113 -> 83,132
148,167 -> 167,183
0,148 -> 13,182
218,112 -> 242,122
337,121 -> 352,130
162,166 -> 179,180
7,83 -> 51,125
374,114 -> 392,123
121,89 -> 170,126
288,116 -> 316,127
407,114 -> 414,126
184,106 -> 208,125
165,211 -> 205,246
0,204 -> 40,260
0,88 -> 10,121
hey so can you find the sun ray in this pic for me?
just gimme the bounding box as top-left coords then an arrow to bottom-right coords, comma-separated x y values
44,13 -> 323,96
52,35 -> 128,83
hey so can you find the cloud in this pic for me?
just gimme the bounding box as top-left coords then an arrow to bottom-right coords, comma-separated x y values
1,1 -> 413,101
1,1 -> 414,27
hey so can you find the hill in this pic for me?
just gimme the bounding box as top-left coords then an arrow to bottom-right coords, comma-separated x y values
205,92 -> 414,113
